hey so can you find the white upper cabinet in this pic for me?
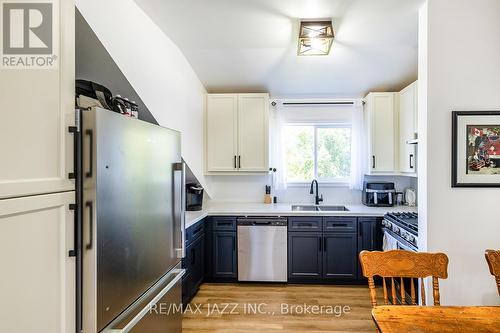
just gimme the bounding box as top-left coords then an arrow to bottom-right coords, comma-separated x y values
206,93 -> 269,174
399,81 -> 418,174
364,93 -> 398,174
237,94 -> 269,172
0,0 -> 75,199
206,94 -> 239,172
0,192 -> 75,333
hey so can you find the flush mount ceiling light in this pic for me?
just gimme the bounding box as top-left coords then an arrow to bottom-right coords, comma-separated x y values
297,20 -> 334,56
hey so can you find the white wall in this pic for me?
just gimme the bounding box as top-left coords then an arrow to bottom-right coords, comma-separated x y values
419,0 -> 500,305
208,175 -> 416,204
75,9 -> 158,125
75,0 -> 210,194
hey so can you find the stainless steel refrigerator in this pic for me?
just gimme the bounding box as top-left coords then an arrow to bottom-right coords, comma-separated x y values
77,107 -> 185,333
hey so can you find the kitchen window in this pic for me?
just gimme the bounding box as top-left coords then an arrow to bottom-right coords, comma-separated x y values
283,124 -> 352,183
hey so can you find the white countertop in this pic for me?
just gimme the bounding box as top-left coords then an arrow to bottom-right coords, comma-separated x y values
185,202 -> 417,229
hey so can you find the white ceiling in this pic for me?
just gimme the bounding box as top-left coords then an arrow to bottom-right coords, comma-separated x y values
134,0 -> 423,97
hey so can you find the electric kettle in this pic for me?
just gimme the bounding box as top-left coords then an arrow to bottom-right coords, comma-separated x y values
405,188 -> 417,206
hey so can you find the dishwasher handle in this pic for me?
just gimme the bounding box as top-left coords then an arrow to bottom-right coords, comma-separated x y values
253,221 -> 271,225
237,217 -> 288,226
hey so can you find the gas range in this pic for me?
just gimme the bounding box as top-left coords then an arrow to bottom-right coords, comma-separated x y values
382,212 -> 418,251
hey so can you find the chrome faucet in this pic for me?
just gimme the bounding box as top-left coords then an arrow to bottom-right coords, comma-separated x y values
310,179 -> 323,205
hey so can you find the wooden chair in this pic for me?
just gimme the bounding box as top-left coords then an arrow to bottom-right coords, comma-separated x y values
485,249 -> 500,296
359,250 -> 449,307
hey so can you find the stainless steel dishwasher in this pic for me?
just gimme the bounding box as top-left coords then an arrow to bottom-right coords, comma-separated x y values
237,217 -> 288,282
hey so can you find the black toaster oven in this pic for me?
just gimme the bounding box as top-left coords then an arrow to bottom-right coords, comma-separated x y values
362,181 -> 396,207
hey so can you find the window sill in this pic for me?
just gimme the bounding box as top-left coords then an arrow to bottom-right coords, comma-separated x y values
286,182 -> 350,188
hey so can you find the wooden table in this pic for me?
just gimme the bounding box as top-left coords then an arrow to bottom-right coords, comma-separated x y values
372,306 -> 500,333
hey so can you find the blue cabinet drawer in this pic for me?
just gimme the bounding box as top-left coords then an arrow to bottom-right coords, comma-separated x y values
288,217 -> 323,232
207,216 -> 237,231
323,217 -> 357,233
186,219 -> 205,246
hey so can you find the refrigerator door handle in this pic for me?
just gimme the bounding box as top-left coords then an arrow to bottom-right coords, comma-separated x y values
173,162 -> 186,259
102,268 -> 185,333
85,201 -> 93,250
85,129 -> 93,178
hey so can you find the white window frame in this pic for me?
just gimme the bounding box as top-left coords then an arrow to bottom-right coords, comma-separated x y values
284,123 -> 352,186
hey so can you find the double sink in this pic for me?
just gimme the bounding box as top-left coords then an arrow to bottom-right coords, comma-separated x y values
291,205 -> 349,212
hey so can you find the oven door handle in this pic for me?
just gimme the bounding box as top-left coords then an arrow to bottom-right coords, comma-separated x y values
383,228 -> 416,252
395,237 -> 415,251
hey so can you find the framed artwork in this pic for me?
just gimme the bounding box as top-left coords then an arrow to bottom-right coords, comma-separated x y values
452,111 -> 500,187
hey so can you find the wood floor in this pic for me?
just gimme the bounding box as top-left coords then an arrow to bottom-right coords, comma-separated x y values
183,283 -> 377,333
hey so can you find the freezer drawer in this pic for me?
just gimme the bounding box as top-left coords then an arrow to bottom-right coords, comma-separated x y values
102,265 -> 184,333
237,218 -> 287,282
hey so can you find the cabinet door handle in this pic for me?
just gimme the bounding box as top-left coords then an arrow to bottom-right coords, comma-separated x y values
409,154 -> 414,169
324,237 -> 327,252
85,129 -> 93,178
232,238 -> 236,252
217,221 -> 233,226
372,155 -> 376,169
238,155 -> 241,169
191,248 -> 195,265
318,237 -> 322,252
234,155 -> 237,169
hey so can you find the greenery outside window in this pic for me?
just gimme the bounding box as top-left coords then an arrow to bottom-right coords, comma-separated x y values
283,124 -> 352,183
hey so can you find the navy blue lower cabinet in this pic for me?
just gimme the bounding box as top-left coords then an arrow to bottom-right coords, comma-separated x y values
323,217 -> 357,233
204,229 -> 213,278
189,215 -> 380,290
183,219 -> 205,306
357,217 -> 382,280
211,231 -> 237,280
204,216 -> 237,281
288,232 -> 323,281
288,217 -> 323,232
188,234 -> 204,292
182,272 -> 191,307
323,233 -> 358,279
207,216 -> 237,231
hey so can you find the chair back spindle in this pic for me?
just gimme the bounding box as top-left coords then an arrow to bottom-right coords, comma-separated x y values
420,278 -> 426,306
400,278 -> 405,304
391,277 -> 396,303
410,278 -> 416,305
382,278 -> 389,305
